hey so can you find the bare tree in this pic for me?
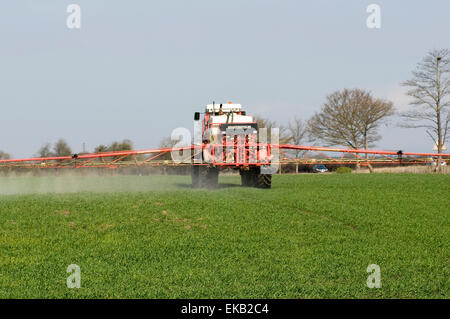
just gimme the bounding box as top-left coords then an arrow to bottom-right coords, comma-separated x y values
286,116 -> 307,158
158,136 -> 180,160
253,114 -> 289,143
357,96 -> 395,152
253,114 -> 278,132
308,89 -> 394,171
401,49 -> 450,172
159,136 -> 177,148
308,89 -> 394,150
0,150 -> 11,160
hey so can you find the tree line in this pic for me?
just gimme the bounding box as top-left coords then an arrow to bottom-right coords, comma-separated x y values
261,49 -> 448,153
239,49 -> 450,172
32,139 -> 134,158
160,49 -> 448,168
1,49 -> 448,169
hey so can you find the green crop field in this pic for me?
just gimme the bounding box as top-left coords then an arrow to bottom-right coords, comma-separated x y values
0,173 -> 448,298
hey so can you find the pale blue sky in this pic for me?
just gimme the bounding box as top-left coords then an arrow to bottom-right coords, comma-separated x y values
0,0 -> 449,157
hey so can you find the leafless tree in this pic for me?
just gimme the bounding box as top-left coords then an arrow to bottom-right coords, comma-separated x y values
308,89 -> 394,150
253,114 -> 289,143
158,136 -> 179,160
286,117 -> 307,158
253,114 -> 277,132
357,96 -> 395,152
159,136 -> 177,148
308,89 -> 394,171
401,49 -> 450,172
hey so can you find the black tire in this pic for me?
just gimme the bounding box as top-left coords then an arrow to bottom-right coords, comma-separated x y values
191,165 -> 200,188
240,167 -> 261,187
193,166 -> 219,188
256,174 -> 272,189
205,166 -> 219,188
240,170 -> 250,186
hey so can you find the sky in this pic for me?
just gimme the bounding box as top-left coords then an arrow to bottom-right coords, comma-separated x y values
0,0 -> 449,158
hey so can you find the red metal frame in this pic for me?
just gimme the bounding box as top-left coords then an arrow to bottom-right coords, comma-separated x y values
0,143 -> 448,170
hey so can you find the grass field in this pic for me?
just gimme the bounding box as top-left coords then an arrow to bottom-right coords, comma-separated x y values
0,173 -> 448,298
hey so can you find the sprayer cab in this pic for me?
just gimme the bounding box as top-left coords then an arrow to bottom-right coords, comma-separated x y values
191,102 -> 273,189
205,103 -> 253,124
200,103 -> 258,148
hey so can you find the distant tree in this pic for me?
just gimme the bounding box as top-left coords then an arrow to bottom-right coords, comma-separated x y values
253,114 -> 289,143
159,135 -> 183,160
93,139 -> 134,162
159,136 -> 177,148
401,49 -> 450,172
53,139 -> 72,157
94,144 -> 108,153
94,140 -> 133,153
308,89 -> 394,171
253,115 -> 278,132
38,143 -> 53,157
108,139 -> 133,152
286,116 -> 307,158
308,89 -> 394,150
0,150 -> 11,160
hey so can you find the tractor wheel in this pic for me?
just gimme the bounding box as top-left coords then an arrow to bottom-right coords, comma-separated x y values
191,166 -> 200,188
240,170 -> 250,186
194,166 -> 219,188
240,168 -> 257,187
205,166 -> 219,188
256,174 -> 272,189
